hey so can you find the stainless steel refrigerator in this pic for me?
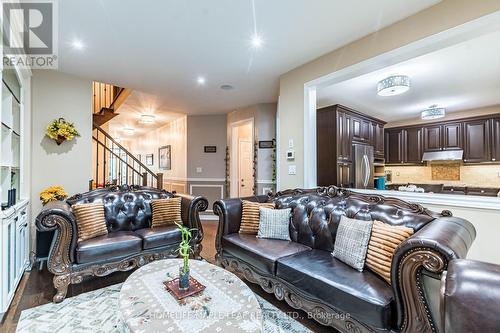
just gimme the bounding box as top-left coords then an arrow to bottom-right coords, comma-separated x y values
352,144 -> 374,189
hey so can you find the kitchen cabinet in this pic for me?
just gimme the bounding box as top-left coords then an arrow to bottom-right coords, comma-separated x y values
317,104 -> 385,187
442,122 -> 463,150
463,119 -> 491,163
404,127 -> 424,164
492,118 -> 500,162
352,116 -> 370,144
337,162 -> 353,188
423,125 -> 442,152
372,122 -> 385,159
385,129 -> 403,164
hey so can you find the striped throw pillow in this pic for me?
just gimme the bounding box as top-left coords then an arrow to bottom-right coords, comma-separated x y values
72,203 -> 108,242
365,220 -> 414,284
150,197 -> 182,228
239,200 -> 275,234
257,207 -> 291,241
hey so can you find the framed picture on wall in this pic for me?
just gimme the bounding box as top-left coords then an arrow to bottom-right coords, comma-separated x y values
146,154 -> 154,166
159,145 -> 171,170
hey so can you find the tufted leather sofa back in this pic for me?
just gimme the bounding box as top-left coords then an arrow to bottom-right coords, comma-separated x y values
273,189 -> 436,252
66,185 -> 173,232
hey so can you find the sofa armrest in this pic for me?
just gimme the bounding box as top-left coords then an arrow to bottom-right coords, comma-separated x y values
35,200 -> 78,274
213,195 -> 268,259
175,193 -> 208,258
391,216 -> 476,332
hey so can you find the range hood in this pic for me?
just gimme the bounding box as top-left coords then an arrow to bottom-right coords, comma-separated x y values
422,150 -> 463,162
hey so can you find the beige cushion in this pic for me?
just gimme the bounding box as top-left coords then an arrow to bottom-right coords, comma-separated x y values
239,200 -> 275,235
73,203 -> 108,242
365,220 -> 414,284
150,197 -> 182,228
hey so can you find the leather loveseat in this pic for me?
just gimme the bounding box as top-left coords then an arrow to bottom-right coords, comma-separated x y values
213,186 -> 476,333
36,185 -> 208,303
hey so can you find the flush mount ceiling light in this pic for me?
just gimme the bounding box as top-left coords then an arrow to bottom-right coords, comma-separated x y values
123,128 -> 135,136
421,105 -> 446,120
140,114 -> 155,124
377,75 -> 410,96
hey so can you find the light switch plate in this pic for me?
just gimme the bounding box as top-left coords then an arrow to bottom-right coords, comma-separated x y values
196,167 -> 202,173
288,165 -> 296,175
288,139 -> 294,148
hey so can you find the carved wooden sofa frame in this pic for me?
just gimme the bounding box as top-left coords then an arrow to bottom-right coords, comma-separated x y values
213,186 -> 476,333
36,186 -> 208,303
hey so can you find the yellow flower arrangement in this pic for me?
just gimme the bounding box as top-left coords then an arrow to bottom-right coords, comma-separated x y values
40,186 -> 69,205
46,118 -> 80,145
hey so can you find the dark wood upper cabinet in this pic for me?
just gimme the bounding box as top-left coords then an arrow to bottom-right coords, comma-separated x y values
463,119 -> 491,163
404,127 -> 423,164
385,129 -> 403,164
352,116 -> 370,143
372,122 -> 385,158
493,118 -> 500,162
423,125 -> 442,152
442,122 -> 463,150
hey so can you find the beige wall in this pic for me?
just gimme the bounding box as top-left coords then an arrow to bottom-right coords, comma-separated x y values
386,104 -> 500,128
128,116 -> 187,192
278,0 -> 500,190
31,70 -> 92,216
386,164 -> 500,187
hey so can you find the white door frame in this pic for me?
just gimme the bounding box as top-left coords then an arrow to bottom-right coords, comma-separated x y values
230,118 -> 255,198
302,12 -> 500,188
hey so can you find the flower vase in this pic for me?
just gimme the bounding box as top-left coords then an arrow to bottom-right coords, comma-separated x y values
178,266 -> 190,291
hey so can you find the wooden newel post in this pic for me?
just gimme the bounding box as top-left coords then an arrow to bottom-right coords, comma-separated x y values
156,173 -> 163,190
88,180 -> 93,191
142,172 -> 148,186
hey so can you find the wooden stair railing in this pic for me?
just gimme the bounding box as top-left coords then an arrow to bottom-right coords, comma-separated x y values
92,82 -> 132,128
91,124 -> 163,190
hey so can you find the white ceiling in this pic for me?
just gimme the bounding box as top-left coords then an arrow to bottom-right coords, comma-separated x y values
58,0 -> 440,116
317,29 -> 500,122
106,91 -> 185,139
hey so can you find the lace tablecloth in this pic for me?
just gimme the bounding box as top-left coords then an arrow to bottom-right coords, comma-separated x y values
118,259 -> 263,332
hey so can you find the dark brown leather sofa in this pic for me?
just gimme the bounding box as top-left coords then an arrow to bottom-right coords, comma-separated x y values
213,186 -> 476,333
442,259 -> 500,333
36,185 -> 208,303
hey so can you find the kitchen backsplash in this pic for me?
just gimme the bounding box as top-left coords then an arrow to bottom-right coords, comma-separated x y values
386,164 -> 500,187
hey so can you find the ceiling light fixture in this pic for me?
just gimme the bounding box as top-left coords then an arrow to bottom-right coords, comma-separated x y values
377,75 -> 410,96
220,84 -> 235,91
250,34 -> 263,48
140,115 -> 155,124
71,39 -> 84,50
197,76 -> 206,85
123,128 -> 135,136
421,105 -> 446,120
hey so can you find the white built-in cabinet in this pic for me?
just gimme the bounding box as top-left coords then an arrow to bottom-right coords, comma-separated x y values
1,68 -> 30,320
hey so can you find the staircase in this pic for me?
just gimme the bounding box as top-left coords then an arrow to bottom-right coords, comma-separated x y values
91,82 -> 163,190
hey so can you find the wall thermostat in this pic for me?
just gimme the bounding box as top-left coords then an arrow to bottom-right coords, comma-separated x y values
286,149 -> 295,160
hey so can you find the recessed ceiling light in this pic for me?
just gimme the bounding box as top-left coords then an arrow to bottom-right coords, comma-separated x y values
71,39 -> 84,50
377,75 -> 410,96
123,128 -> 135,136
140,115 -> 155,124
197,76 -> 206,85
250,34 -> 263,48
220,84 -> 235,91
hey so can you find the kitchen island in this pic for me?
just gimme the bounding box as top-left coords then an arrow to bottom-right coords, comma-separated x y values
354,188 -> 500,265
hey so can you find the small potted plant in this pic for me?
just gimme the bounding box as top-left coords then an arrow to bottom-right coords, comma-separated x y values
46,118 -> 80,145
175,222 -> 195,291
40,186 -> 69,205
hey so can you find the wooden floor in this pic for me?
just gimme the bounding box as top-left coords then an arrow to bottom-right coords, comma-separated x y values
0,220 -> 332,333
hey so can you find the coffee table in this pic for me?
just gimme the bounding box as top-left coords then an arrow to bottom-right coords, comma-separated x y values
118,259 -> 263,332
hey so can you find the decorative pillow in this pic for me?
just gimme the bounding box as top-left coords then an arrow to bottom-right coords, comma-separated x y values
72,203 -> 108,242
365,220 -> 414,284
332,216 -> 373,272
257,207 -> 292,241
239,200 -> 275,234
150,197 -> 182,228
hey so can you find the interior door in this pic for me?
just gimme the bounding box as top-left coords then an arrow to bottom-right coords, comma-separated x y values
238,140 -> 254,197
